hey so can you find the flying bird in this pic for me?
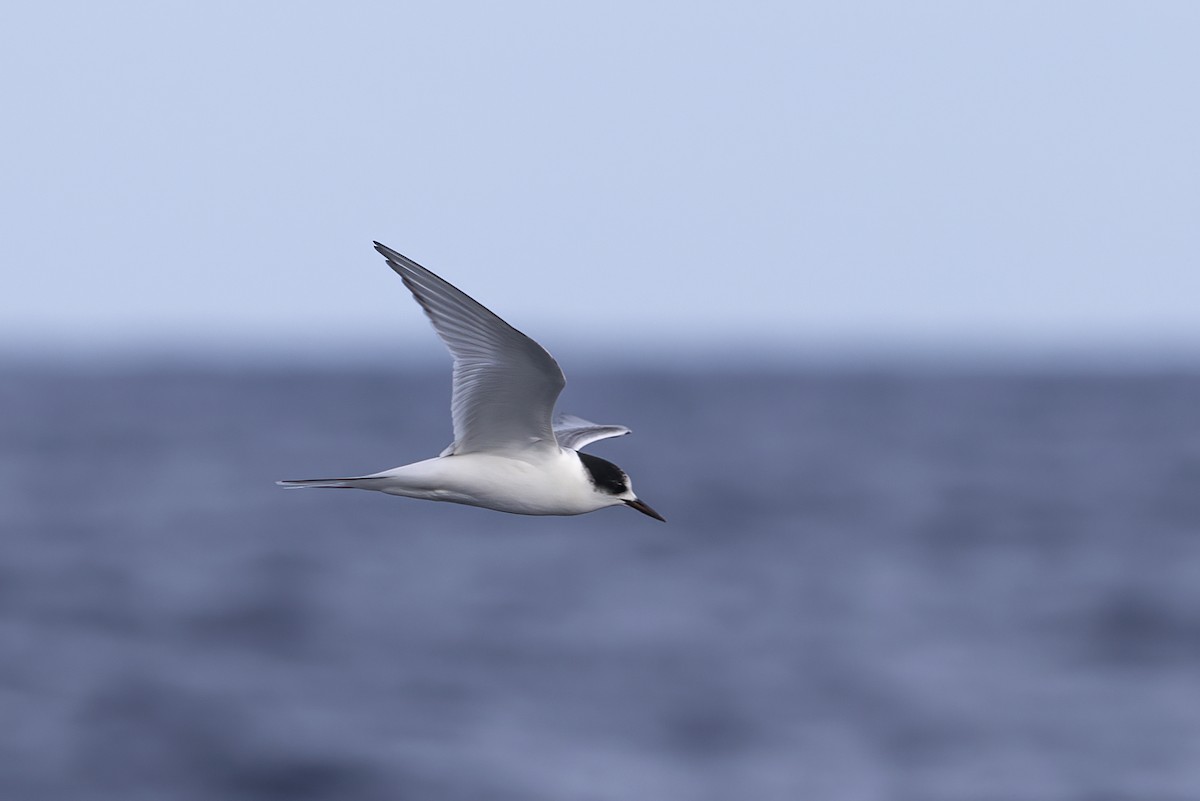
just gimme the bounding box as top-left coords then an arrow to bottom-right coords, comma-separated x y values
278,242 -> 665,522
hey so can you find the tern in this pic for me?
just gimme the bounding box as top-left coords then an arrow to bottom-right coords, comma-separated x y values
277,242 -> 665,522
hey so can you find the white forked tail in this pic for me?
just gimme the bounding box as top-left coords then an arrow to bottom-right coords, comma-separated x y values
276,477 -> 384,490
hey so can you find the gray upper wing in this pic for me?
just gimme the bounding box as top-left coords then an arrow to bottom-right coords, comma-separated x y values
552,413 -> 631,451
374,242 -> 566,454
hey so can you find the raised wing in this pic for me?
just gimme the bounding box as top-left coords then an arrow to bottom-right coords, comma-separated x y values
374,242 -> 565,454
553,413 -> 631,450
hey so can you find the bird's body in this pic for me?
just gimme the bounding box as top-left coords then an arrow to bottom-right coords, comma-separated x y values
283,450 -> 614,516
278,243 -> 664,522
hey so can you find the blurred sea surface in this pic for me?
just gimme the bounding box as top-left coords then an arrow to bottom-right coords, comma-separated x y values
1,363 -> 1199,800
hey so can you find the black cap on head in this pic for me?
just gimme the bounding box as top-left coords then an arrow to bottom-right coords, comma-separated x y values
578,452 -> 628,495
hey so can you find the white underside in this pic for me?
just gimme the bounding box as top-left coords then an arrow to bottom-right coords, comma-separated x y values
356,448 -> 622,516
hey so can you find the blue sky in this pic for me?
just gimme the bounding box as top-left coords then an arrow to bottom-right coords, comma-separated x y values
3,2 -> 1198,361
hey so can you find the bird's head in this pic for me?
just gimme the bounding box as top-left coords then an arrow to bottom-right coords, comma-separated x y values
577,452 -> 665,522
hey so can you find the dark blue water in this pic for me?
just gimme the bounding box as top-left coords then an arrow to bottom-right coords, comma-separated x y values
2,364 -> 1198,800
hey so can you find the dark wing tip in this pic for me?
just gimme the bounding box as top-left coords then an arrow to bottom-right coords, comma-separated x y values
373,240 -> 398,261
373,242 -> 441,281
373,241 -> 418,282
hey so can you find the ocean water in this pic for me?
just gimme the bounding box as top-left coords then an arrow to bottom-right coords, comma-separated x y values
1,364 -> 1198,800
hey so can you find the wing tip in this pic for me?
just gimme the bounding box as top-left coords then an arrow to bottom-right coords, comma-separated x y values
374,242 -> 438,286
373,240 -> 401,264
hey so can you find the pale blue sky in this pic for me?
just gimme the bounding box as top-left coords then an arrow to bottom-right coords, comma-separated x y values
3,2 -> 1198,361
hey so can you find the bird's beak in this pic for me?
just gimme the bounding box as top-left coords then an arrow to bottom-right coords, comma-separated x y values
625,498 -> 666,522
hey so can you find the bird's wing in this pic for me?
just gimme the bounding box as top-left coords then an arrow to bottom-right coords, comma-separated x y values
552,413 -> 631,450
374,242 -> 565,455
